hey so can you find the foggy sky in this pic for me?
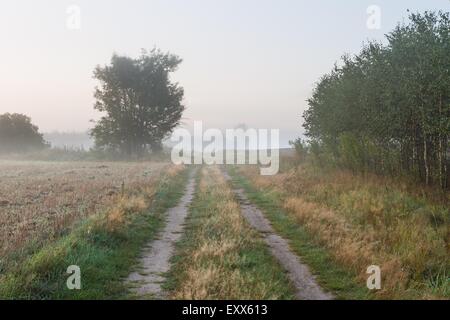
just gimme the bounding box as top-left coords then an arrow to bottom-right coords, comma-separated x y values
1,0 -> 448,146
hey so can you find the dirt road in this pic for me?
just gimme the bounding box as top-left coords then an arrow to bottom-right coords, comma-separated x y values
126,169 -> 197,299
222,169 -> 333,300
127,167 -> 332,300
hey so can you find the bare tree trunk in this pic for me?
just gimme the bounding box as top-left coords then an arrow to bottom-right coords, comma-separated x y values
419,96 -> 430,185
444,138 -> 448,189
423,132 -> 429,185
438,94 -> 443,188
412,113 -> 420,178
413,127 -> 419,177
439,137 -> 443,188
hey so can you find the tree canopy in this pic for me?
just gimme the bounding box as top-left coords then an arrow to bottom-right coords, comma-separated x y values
0,113 -> 48,153
303,11 -> 449,188
91,49 -> 185,156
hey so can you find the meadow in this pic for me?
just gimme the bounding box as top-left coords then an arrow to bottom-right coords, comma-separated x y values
0,160 -> 168,271
232,156 -> 449,299
0,155 -> 447,300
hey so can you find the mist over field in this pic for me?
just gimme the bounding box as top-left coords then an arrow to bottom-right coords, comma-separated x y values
0,0 -> 448,307
43,132 -> 94,149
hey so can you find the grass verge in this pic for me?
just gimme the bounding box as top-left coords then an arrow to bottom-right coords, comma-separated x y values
232,163 -> 449,299
0,166 -> 188,299
165,166 -> 295,299
227,166 -> 371,300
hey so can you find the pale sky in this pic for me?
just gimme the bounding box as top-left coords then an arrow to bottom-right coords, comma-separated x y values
1,0 -> 448,145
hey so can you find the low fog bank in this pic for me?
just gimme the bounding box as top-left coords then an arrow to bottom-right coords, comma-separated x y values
43,132 -> 94,150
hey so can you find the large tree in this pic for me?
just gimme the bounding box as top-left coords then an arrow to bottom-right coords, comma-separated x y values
0,113 -> 48,153
91,49 -> 185,156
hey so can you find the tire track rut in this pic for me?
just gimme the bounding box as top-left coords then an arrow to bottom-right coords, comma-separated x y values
126,169 -> 197,299
222,169 -> 333,300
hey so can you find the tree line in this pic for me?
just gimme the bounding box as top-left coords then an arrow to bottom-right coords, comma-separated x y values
302,11 -> 449,189
0,113 -> 48,153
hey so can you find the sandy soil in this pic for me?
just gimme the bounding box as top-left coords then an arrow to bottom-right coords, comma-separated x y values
126,169 -> 197,299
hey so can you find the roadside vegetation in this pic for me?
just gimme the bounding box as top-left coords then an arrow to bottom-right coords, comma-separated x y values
232,160 -> 449,299
166,166 -> 295,299
274,10 -> 449,299
301,11 -> 449,189
0,165 -> 187,299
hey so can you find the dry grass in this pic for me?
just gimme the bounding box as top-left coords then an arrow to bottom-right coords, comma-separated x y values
0,160 -> 169,263
170,166 -> 293,300
0,164 -> 187,299
101,194 -> 149,232
238,163 -> 449,299
283,197 -> 407,296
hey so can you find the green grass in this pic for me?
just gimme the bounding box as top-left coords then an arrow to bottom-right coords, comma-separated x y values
165,167 -> 296,299
226,166 -> 372,300
0,168 -> 189,300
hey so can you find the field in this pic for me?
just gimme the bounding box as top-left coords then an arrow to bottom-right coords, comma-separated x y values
0,161 -> 167,269
0,157 -> 448,300
230,160 -> 449,299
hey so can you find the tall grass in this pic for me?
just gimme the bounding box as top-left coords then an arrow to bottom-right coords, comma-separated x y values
237,162 -> 449,299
